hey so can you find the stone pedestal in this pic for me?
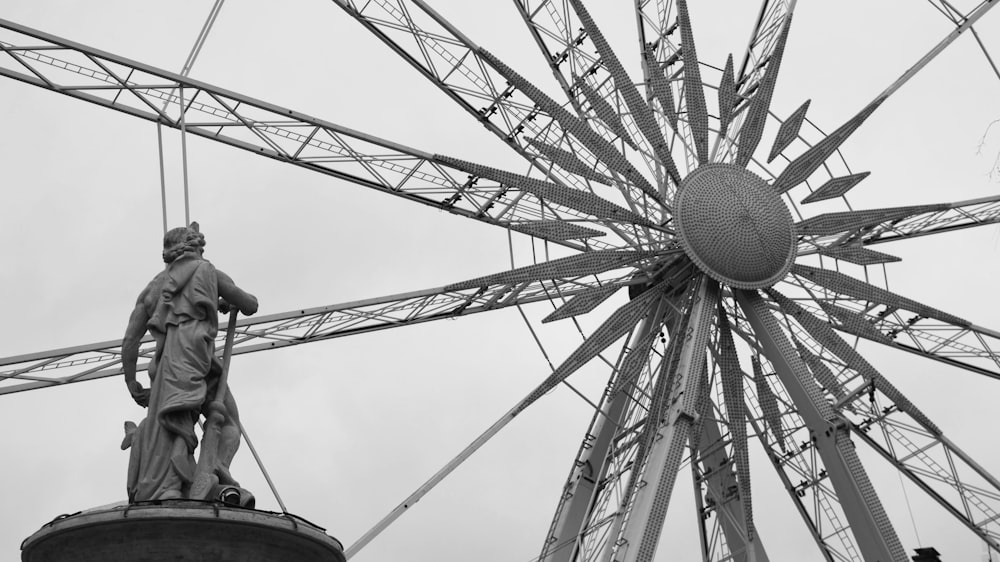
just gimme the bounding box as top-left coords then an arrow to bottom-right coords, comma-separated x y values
21,500 -> 346,562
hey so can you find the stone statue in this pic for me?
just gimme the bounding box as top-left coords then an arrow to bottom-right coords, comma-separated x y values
121,223 -> 258,505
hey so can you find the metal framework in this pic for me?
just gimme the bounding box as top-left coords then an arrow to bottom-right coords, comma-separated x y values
2,1 -> 1000,561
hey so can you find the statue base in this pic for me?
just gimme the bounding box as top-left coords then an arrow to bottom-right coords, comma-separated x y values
21,500 -> 346,562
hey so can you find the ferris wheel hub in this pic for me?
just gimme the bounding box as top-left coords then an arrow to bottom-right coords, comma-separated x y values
674,164 -> 796,289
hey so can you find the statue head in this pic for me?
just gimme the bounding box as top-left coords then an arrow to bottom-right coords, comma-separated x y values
162,222 -> 206,263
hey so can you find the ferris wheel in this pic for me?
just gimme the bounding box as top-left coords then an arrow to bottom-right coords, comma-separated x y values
2,1 -> 1000,561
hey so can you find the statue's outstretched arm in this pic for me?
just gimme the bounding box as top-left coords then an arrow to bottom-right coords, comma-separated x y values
216,269 -> 258,316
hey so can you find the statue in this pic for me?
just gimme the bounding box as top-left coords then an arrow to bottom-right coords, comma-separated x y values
121,223 -> 258,506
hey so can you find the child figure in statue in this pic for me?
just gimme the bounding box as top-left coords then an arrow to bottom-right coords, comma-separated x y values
120,223 -> 258,506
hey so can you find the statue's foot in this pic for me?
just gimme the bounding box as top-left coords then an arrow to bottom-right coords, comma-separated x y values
215,465 -> 240,487
238,488 -> 255,509
220,487 -> 241,506
158,489 -> 184,501
212,485 -> 255,509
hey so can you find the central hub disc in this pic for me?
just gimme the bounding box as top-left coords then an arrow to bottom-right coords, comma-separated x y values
674,164 -> 795,289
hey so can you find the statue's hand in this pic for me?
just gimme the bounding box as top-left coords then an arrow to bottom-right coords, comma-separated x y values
218,297 -> 238,314
128,380 -> 150,408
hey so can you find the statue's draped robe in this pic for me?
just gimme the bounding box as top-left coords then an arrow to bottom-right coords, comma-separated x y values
127,254 -> 221,502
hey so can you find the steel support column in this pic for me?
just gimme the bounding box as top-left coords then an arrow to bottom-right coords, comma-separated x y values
695,414 -> 770,562
542,297 -> 671,562
735,289 -> 907,562
698,412 -> 769,562
611,276 -> 719,562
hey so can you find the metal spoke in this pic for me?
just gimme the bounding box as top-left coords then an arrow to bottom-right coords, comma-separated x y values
769,288 -> 1000,552
514,0 -> 666,182
713,0 -> 797,162
0,267 -> 648,396
737,288 -> 908,562
775,274 -> 1000,380
715,304 -> 755,544
813,194 -> 1000,250
725,297 -> 863,561
0,18 -> 637,251
611,276 -> 718,562
538,301 -> 672,562
335,0 -> 666,231
772,0 -> 998,196
538,269 -> 701,562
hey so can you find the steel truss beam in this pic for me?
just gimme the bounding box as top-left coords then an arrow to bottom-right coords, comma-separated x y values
723,297 -> 866,561
713,0 -> 796,162
777,275 -> 1000,380
537,274 -> 715,562
538,300 -> 672,562
692,396 -> 771,562
514,1 -> 659,173
770,290 -> 1000,553
736,1 -> 795,87
0,18 -> 642,252
613,276 -> 718,562
741,394 -> 844,562
0,264 -> 650,396
853,411 -> 1000,550
689,307 -> 774,562
537,260 -> 700,562
798,194 -> 1000,253
333,0 -> 665,229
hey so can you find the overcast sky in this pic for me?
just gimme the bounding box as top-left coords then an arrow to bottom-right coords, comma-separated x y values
1,1 -> 1000,560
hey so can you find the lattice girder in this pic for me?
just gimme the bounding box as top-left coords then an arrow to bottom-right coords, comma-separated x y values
779,276 -> 1000,380
538,299 -> 672,562
736,289 -> 908,562
769,289 -> 1000,552
847,195 -> 1000,247
0,18 -> 642,253
725,298 -> 866,561
611,277 -> 719,562
0,265 -> 646,396
693,408 -> 770,562
539,288 -> 692,562
330,0 -> 634,209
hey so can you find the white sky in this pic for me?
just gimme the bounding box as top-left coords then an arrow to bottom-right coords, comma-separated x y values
1,1 -> 999,560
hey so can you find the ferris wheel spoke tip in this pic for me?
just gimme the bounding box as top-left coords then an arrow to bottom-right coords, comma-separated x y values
521,284 -> 666,412
541,284 -> 623,324
767,99 -> 811,164
735,11 -> 793,168
815,244 -> 900,266
567,0 -> 683,187
773,97 -> 884,195
443,249 -> 656,293
575,80 -> 638,152
644,45 -> 680,133
434,154 -> 657,228
676,0 -> 710,165
816,300 -> 895,345
715,304 -> 756,538
790,263 -> 969,327
524,137 -> 615,187
751,354 -> 786,453
510,221 -> 606,242
797,202 -> 947,238
800,171 -> 870,204
717,54 -> 736,143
